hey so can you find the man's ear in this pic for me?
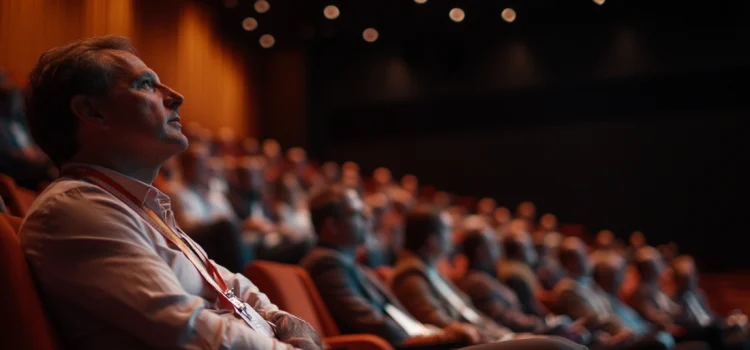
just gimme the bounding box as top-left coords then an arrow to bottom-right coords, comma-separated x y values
70,95 -> 105,126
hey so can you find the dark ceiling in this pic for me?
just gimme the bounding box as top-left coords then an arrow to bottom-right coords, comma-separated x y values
205,0 -> 748,51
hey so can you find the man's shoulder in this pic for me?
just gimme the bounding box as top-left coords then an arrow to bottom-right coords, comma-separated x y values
463,270 -> 496,288
552,278 -> 581,298
300,247 -> 349,272
20,178 -> 145,244
24,178 -> 111,218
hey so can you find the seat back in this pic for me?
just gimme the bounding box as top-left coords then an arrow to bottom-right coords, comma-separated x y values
0,173 -> 38,217
0,213 -> 59,350
245,261 -> 341,337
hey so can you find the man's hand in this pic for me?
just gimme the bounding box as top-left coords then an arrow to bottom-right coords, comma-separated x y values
596,329 -> 634,345
262,311 -> 323,350
244,218 -> 276,233
440,322 -> 484,345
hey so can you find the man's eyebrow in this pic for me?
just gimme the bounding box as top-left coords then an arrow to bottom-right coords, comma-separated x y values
133,70 -> 158,82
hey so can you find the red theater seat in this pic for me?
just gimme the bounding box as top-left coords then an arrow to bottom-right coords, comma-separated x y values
0,213 -> 59,350
246,260 -> 394,350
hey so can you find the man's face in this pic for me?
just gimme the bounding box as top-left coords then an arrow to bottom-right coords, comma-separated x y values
94,50 -> 187,163
338,189 -> 368,246
436,211 -> 454,257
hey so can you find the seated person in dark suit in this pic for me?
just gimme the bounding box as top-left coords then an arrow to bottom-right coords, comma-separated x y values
535,230 -> 566,291
670,256 -> 748,350
300,185 -> 484,348
390,205 -> 552,343
498,228 -> 551,318
555,237 -> 670,350
630,247 -> 681,328
593,252 -> 709,350
459,228 -> 588,340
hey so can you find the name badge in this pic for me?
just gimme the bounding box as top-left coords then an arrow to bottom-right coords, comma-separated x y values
225,291 -> 275,337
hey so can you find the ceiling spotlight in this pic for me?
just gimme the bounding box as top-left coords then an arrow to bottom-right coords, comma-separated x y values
242,17 -> 258,31
323,5 -> 340,19
414,0 -> 427,4
502,8 -> 517,23
254,0 -> 270,13
259,34 -> 275,48
593,0 -> 605,4
223,0 -> 238,8
363,28 -> 379,43
449,8 -> 465,22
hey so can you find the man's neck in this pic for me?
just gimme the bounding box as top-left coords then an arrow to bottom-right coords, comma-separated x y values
469,262 -> 495,276
319,241 -> 358,258
69,153 -> 161,185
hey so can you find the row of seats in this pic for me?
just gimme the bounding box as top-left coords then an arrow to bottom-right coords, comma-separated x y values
0,208 -> 398,350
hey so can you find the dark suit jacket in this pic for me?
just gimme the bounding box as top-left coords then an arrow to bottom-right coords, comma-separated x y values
390,251 -> 512,340
553,277 -> 625,335
497,260 -> 549,317
458,269 -> 544,333
672,289 -> 716,328
629,284 -> 681,326
602,292 -> 651,335
300,246 -> 412,345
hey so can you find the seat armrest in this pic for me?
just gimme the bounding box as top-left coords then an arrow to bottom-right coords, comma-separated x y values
324,334 -> 394,350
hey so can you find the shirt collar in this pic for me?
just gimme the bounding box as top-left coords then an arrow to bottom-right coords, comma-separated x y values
62,162 -> 163,206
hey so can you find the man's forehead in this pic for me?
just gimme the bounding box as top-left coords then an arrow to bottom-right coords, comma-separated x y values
100,49 -> 154,79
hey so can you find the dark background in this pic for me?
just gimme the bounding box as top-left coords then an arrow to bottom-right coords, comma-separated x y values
212,0 -> 748,271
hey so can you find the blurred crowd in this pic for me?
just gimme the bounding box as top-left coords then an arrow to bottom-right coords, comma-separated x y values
2,69 -> 747,350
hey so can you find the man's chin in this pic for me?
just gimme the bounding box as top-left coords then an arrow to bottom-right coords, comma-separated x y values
162,133 -> 189,155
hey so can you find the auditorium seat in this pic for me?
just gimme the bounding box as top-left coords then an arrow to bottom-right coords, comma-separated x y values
0,213 -> 59,350
0,173 -> 38,217
246,261 -> 394,350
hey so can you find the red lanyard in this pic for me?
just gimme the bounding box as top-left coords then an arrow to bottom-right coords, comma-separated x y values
61,166 -> 270,334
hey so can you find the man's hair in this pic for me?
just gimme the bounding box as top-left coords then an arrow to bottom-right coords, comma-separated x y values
634,246 -> 661,276
309,185 -> 349,235
461,228 -> 489,264
25,35 -> 136,167
403,205 -> 444,252
502,231 -> 526,259
592,251 -> 625,284
558,237 -> 585,267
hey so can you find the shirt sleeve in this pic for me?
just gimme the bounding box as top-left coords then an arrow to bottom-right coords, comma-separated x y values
20,184 -> 295,350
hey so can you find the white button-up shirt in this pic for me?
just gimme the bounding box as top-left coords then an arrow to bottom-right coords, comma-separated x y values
20,164 -> 301,349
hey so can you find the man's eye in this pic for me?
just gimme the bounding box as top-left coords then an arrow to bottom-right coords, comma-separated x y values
140,80 -> 155,89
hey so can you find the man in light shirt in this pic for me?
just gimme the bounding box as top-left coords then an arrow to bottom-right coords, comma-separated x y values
20,35 -> 321,349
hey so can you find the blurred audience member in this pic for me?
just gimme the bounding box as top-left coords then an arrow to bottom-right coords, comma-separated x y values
271,172 -> 313,244
535,232 -> 566,291
301,186 -> 484,348
592,252 -> 710,350
165,144 -> 250,272
0,72 -> 56,189
494,206 -> 512,238
630,247 -> 681,328
671,256 -> 749,350
321,161 -> 340,185
515,201 -> 537,233
390,205 -> 517,342
401,174 -> 419,198
459,229 -> 585,341
240,137 -> 260,156
477,198 -> 497,218
555,238 -> 672,350
229,156 -> 273,227
498,229 -> 550,318
627,231 -> 648,262
360,192 -> 394,267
